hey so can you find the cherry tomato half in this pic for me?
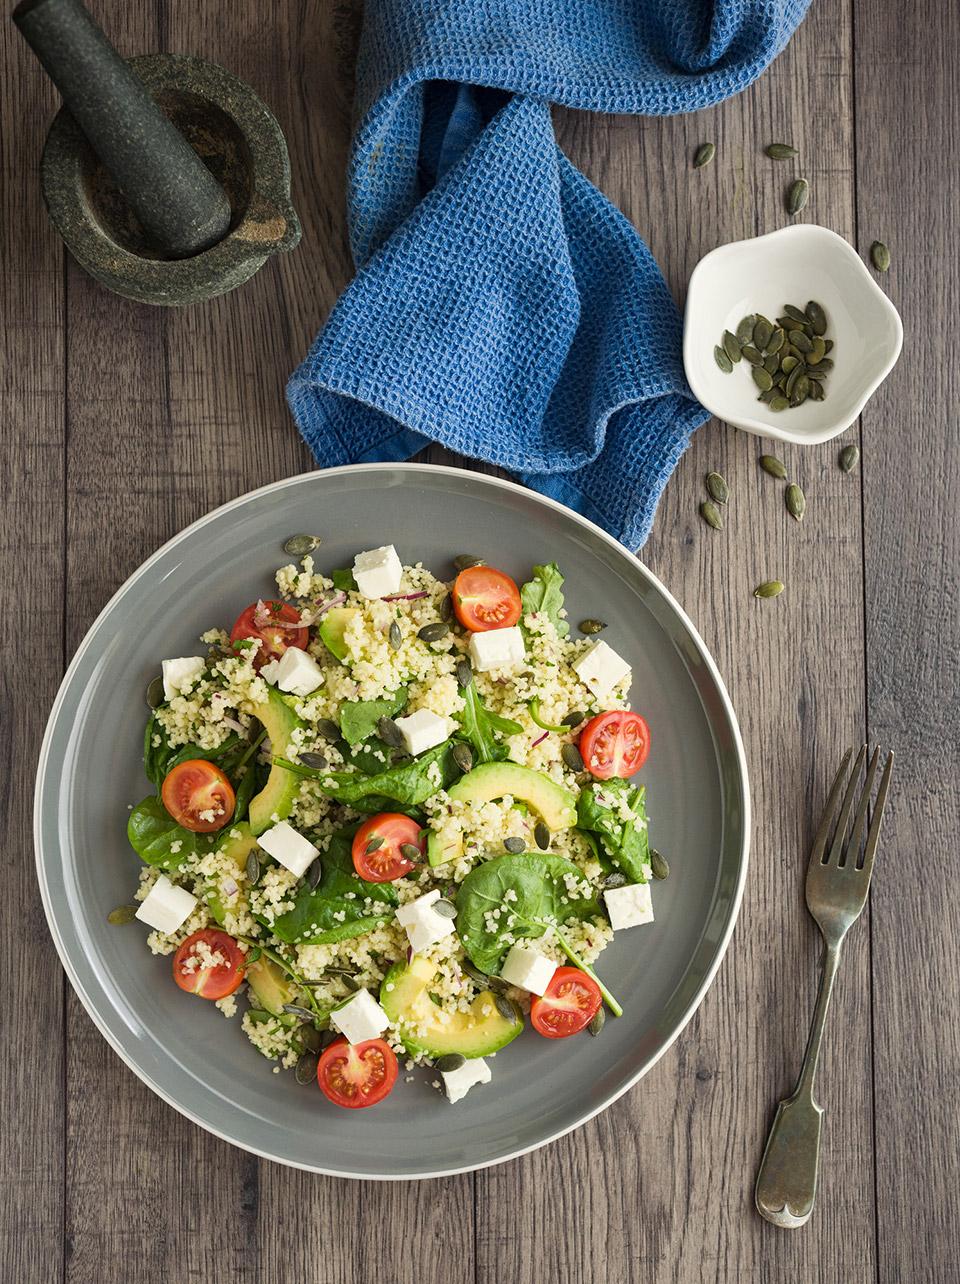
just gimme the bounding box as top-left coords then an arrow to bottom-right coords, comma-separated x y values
317,1036 -> 399,1108
452,566 -> 522,632
352,813 -> 424,882
161,759 -> 235,832
230,599 -> 308,669
579,710 -> 650,780
530,966 -> 602,1038
173,929 -> 246,1000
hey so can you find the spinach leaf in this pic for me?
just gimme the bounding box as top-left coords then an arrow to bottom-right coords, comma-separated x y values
457,677 -> 522,765
456,852 -> 600,973
274,742 -> 457,810
330,568 -> 357,593
519,563 -> 569,638
576,779 -> 649,883
142,714 -> 247,789
271,828 -> 398,945
342,736 -> 397,776
339,688 -> 407,745
127,796 -> 219,869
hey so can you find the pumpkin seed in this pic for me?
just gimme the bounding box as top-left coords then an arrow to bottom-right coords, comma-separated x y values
588,1007 -> 606,1037
839,443 -> 860,473
307,859 -> 323,891
753,317 -> 773,350
453,554 -> 485,572
870,240 -> 891,272
752,366 -> 774,392
650,849 -> 670,880
806,357 -> 833,374
562,710 -> 585,727
766,142 -> 799,160
693,142 -> 716,168
439,593 -> 453,622
283,534 -> 320,556
736,315 -> 756,345
714,345 -> 733,374
495,993 -> 519,1022
700,500 -> 723,530
365,835 -> 385,854
805,301 -> 827,335
760,454 -> 787,479
389,621 -> 402,650
561,742 -> 585,772
294,1051 -> 319,1085
602,871 -> 627,889
706,472 -> 729,504
433,898 -> 457,918
579,618 -> 607,634
146,676 -> 165,709
399,842 -> 422,864
766,327 -> 785,355
783,304 -> 806,322
418,622 -> 449,644
741,344 -> 763,365
790,329 -> 813,354
298,751 -> 328,770
823,339 -> 834,354
452,742 -> 473,774
456,658 -> 473,688
245,850 -> 260,885
107,904 -> 138,925
283,1003 -> 316,1021
769,394 -> 790,411
722,331 -> 742,364
341,974 -> 362,992
808,379 -> 825,401
378,716 -> 404,748
504,837 -> 526,854
754,580 -> 785,599
789,375 -> 810,406
296,1023 -> 323,1054
780,355 -> 799,375
758,388 -> 776,404
786,178 -> 809,214
808,335 -> 826,365
534,821 -> 550,851
763,353 -> 780,375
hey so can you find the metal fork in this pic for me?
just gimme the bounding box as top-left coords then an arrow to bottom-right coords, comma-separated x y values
754,744 -> 894,1228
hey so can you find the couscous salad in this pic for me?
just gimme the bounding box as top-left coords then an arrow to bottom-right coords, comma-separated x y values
122,542 -> 660,1108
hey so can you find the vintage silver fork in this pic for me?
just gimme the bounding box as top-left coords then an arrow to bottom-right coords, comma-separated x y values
754,744 -> 894,1228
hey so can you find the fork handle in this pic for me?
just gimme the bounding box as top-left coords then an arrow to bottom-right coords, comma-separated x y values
755,940 -> 842,1227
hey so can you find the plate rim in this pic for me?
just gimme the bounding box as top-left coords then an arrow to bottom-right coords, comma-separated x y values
34,462 -> 750,1180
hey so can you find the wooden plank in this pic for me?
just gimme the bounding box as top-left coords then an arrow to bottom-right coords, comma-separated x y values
854,0 -> 960,1278
479,5 -> 874,1281
0,10 -> 67,1283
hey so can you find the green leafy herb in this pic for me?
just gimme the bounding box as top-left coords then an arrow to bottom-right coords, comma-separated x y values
519,563 -> 569,639
127,796 -> 219,869
274,742 -> 456,810
458,678 -> 523,764
339,688 -> 408,745
330,568 -> 357,593
271,828 -> 398,946
576,780 -> 650,883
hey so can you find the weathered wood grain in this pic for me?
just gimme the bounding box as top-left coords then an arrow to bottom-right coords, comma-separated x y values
854,0 -> 960,1279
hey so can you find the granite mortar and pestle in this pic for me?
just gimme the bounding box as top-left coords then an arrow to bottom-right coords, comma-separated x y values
14,0 -> 301,305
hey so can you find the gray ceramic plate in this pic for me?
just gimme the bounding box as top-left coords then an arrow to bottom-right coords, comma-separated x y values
35,464 -> 749,1179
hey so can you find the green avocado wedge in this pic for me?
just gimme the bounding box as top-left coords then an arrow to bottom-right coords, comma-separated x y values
380,956 -> 522,1059
247,687 -> 304,835
204,824 -> 258,925
318,606 -> 361,663
246,956 -> 299,1016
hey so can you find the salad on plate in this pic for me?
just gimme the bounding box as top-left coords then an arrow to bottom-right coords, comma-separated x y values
123,542 -> 659,1108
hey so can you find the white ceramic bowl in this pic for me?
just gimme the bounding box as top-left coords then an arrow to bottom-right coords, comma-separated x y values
683,225 -> 902,445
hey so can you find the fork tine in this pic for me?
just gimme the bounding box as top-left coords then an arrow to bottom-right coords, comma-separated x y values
810,747 -> 854,863
845,745 -> 880,866
826,745 -> 867,864
860,751 -> 894,878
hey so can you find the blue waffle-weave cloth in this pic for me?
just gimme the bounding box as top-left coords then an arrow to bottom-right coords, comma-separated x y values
287,0 -> 809,549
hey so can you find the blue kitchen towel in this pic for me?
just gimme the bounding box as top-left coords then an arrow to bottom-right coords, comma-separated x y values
287,0 -> 810,549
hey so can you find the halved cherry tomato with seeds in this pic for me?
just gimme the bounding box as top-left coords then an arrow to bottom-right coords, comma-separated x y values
352,813 -> 424,882
317,1036 -> 398,1108
161,759 -> 235,832
173,929 -> 246,1000
452,566 -> 521,632
230,599 -> 308,669
530,966 -> 602,1038
579,710 -> 650,780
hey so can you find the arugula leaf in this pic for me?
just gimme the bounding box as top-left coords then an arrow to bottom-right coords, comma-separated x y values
519,563 -> 569,638
274,742 -> 457,810
330,568 -> 357,592
271,828 -> 398,945
339,688 -> 407,745
127,796 -> 219,869
457,678 -> 522,764
576,779 -> 649,883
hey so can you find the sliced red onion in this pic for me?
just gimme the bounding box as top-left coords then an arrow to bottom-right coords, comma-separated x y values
221,716 -> 247,736
222,877 -> 239,900
406,945 -> 414,964
253,592 -> 347,631
531,730 -> 549,747
381,590 -> 429,602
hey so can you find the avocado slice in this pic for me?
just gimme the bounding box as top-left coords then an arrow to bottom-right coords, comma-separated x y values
380,956 -> 522,1059
247,687 -> 304,835
205,823 -> 258,924
318,606 -> 361,663
246,956 -> 298,1016
429,762 -> 577,867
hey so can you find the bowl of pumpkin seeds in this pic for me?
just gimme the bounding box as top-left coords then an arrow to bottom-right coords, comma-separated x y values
683,224 -> 902,445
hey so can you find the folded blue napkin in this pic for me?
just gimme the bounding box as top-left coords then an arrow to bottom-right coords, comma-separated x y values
287,0 -> 810,549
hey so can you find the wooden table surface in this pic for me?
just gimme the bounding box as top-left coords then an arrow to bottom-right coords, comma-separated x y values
3,1 -> 958,1280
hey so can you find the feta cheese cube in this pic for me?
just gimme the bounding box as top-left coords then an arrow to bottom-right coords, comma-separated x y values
604,881 -> 654,930
467,626 -> 525,673
259,658 -> 281,686
275,646 -> 324,697
161,656 -> 205,702
441,1056 -> 492,1104
394,708 -> 452,756
352,544 -> 403,599
395,889 -> 456,954
330,989 -> 390,1045
499,945 -> 558,996
257,821 -> 319,878
572,640 -> 631,699
135,874 -> 197,934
